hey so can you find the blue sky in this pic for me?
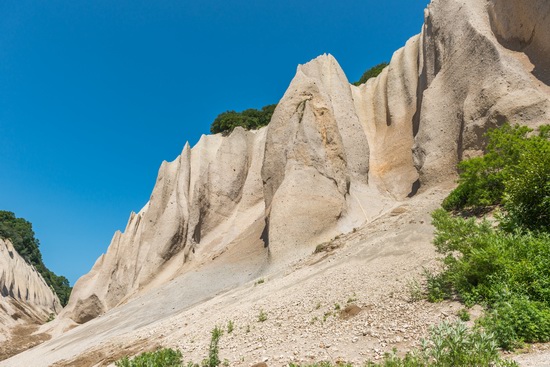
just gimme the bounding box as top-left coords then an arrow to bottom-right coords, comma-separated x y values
0,0 -> 430,285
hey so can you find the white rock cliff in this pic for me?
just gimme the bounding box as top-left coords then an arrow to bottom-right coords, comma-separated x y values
60,0 -> 550,326
0,238 -> 61,342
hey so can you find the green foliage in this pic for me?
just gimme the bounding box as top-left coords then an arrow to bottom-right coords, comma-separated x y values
255,278 -> 265,285
457,309 -> 470,322
365,322 -> 517,367
429,209 -> 550,347
289,363 -> 353,367
501,136 -> 550,232
352,63 -> 389,86
257,309 -> 267,322
210,104 -> 277,135
205,326 -> 223,367
442,124 -> 550,231
115,348 -> 183,367
430,123 -> 550,349
480,296 -> 550,349
226,320 -> 234,334
0,210 -> 72,306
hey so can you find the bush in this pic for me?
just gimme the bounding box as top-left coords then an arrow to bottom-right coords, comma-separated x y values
353,63 -> 389,86
430,122 -> 550,349
481,296 -> 550,349
442,123 -> 550,231
428,208 -> 550,348
210,104 -> 277,135
115,348 -> 183,367
501,138 -> 550,232
205,326 -> 223,367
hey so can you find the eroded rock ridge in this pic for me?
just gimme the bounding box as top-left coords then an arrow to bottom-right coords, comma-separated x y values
62,0 -> 550,325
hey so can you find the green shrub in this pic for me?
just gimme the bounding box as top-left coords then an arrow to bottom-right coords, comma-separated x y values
115,348 -> 183,367
501,140 -> 550,232
353,63 -> 389,86
457,308 -> 470,322
481,296 -> 550,349
442,124 -> 550,232
428,208 -> 550,348
210,104 -> 277,135
205,326 -> 223,367
258,309 -> 267,322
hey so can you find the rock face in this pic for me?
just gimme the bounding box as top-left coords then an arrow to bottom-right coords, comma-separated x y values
0,238 -> 61,342
62,0 -> 550,325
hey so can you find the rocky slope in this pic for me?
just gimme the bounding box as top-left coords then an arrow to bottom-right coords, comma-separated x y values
0,238 -> 61,343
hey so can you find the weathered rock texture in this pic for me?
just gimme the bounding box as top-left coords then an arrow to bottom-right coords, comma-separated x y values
61,0 -> 550,325
0,238 -> 61,342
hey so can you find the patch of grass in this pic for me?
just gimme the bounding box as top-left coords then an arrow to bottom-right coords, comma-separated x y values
115,348 -> 183,367
226,320 -> 234,334
334,303 -> 341,311
258,309 -> 267,322
255,278 -> 265,285
457,308 -> 470,322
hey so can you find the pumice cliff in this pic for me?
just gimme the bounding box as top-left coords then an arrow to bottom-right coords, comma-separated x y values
60,0 -> 550,327
0,238 -> 61,342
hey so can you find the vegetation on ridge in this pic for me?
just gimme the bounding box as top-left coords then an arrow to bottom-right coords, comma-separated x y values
0,210 -> 72,306
426,123 -> 550,349
210,104 -> 277,135
353,62 -> 389,86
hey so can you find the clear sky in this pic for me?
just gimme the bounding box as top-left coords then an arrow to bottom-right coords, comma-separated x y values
0,0 -> 430,285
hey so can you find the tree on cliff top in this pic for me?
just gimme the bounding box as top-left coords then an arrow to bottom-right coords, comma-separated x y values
353,62 -> 389,86
210,104 -> 277,135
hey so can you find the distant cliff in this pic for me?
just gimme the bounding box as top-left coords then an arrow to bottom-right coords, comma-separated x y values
0,237 -> 61,343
